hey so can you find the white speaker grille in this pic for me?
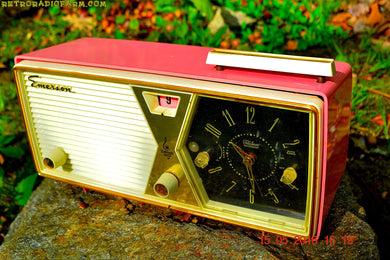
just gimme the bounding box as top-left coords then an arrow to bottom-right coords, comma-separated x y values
22,72 -> 157,193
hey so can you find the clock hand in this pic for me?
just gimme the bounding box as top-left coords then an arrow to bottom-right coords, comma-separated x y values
229,141 -> 246,159
229,141 -> 264,197
246,163 -> 264,197
244,154 -> 263,197
246,165 -> 255,191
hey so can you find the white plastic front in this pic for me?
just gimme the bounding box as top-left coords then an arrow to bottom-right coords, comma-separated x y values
21,71 -> 158,194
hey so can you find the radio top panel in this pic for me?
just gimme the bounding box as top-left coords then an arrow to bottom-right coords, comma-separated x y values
15,38 -> 350,97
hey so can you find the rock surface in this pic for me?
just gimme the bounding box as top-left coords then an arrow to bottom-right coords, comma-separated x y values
0,173 -> 379,259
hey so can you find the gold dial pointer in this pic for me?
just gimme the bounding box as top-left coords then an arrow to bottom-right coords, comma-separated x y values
244,156 -> 263,197
229,141 -> 246,159
246,165 -> 255,191
229,141 -> 263,197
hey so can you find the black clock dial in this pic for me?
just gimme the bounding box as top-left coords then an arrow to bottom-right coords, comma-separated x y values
226,133 -> 277,184
185,96 -> 311,219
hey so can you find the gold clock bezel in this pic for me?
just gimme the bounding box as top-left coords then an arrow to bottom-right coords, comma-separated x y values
177,93 -> 322,235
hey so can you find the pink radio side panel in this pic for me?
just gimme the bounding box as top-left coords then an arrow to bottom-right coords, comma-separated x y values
318,71 -> 352,232
15,38 -> 352,236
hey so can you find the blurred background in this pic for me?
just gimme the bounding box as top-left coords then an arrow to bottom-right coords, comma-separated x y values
0,0 -> 389,257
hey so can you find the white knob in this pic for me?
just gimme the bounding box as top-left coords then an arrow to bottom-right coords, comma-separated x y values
153,164 -> 184,198
43,147 -> 67,169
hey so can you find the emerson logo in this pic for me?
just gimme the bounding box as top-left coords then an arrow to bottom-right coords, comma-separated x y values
28,75 -> 74,93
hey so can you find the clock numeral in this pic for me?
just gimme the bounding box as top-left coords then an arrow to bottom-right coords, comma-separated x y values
226,180 -> 237,192
286,150 -> 296,156
205,123 -> 221,138
246,106 -> 256,124
222,109 -> 235,127
266,188 -> 279,204
268,118 -> 279,132
249,189 -> 255,204
282,139 -> 300,148
208,166 -> 222,174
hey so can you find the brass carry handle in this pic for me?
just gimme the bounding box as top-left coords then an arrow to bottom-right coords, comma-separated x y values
206,49 -> 336,79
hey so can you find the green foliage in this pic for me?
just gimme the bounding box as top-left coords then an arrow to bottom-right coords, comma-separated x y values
0,79 -> 23,136
0,134 -> 36,205
379,99 -> 389,139
151,1 -> 227,47
130,19 -> 140,30
15,174 -> 38,206
227,0 -> 346,52
0,142 -> 24,159
333,27 -> 390,140
155,0 -> 177,12
0,70 -> 36,205
189,0 -> 213,20
0,133 -> 36,242
0,168 -> 3,187
152,0 -> 346,53
335,29 -> 390,77
0,135 -> 24,189
114,28 -> 125,39
0,7 -> 102,67
115,15 -> 126,25
48,5 -> 61,16
344,69 -> 390,140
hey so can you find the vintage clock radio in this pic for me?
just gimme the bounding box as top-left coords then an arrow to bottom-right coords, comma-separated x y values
13,38 -> 352,238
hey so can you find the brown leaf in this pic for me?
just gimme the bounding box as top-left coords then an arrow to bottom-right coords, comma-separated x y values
101,18 -> 109,29
377,22 -> 390,35
231,38 -> 240,48
331,12 -> 352,30
14,46 -> 23,54
331,12 -> 352,24
180,213 -> 192,222
0,153 -> 4,165
285,40 -> 298,51
367,135 -> 377,145
371,38 -> 390,50
40,39 -> 48,46
145,1 -> 155,10
77,202 -> 88,209
125,9 -> 131,19
220,41 -> 230,49
303,11 -> 310,21
361,75 -> 372,81
366,3 -> 383,25
262,10 -> 272,20
371,114 -> 390,126
191,217 -> 199,224
62,14 -> 96,36
174,9 -> 181,18
367,88 -> 390,100
34,8 -> 44,20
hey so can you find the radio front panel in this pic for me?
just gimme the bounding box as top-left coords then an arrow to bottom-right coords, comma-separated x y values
14,60 -> 323,237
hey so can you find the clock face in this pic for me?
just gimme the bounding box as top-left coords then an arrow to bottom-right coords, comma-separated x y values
184,96 -> 312,219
